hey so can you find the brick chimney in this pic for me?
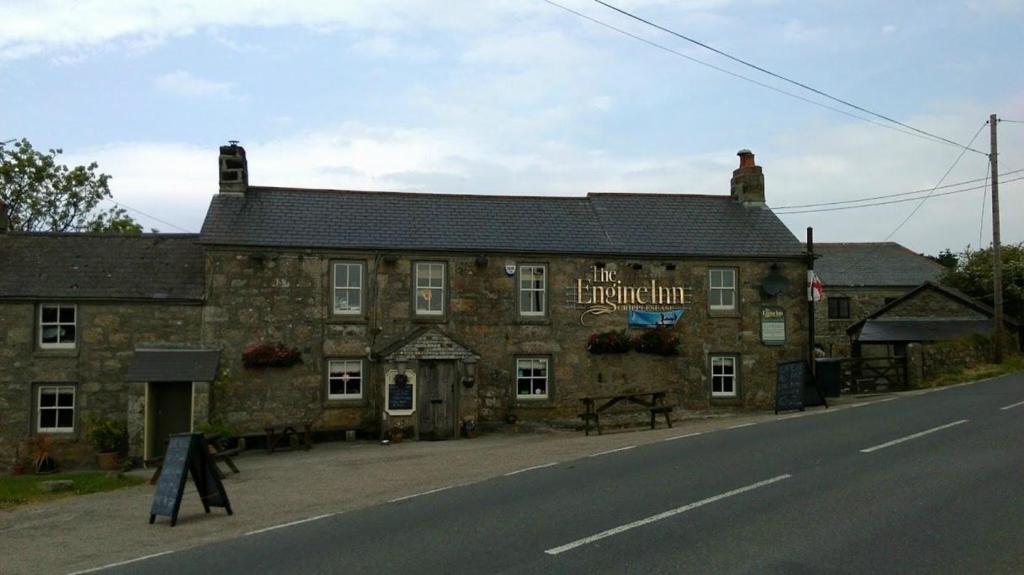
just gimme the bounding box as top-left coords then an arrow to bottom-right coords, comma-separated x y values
218,141 -> 248,195
730,149 -> 765,205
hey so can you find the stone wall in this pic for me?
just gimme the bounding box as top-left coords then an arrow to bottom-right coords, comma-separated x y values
0,302 -> 202,470
202,248 -> 809,436
814,286 -> 911,357
883,289 -> 987,319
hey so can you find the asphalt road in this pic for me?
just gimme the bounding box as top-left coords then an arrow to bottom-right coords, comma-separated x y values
103,374 -> 1024,574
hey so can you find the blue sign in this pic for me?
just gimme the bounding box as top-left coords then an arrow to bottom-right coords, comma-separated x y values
628,309 -> 683,328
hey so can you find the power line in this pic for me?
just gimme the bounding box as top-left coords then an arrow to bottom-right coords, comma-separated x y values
540,0 -> 965,148
978,161 -> 990,249
884,121 -> 989,240
771,169 -> 1024,210
102,198 -> 195,233
998,119 -> 1024,124
774,174 -> 1023,215
588,0 -> 988,157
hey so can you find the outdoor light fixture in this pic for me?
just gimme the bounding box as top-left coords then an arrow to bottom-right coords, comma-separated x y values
463,356 -> 478,388
395,357 -> 408,374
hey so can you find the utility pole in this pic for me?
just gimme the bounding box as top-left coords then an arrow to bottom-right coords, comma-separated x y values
989,114 -> 1004,364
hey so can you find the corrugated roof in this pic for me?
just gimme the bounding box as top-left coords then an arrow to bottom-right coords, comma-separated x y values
0,233 -> 204,301
858,319 -> 995,342
125,349 -> 221,382
199,187 -> 803,258
812,242 -> 946,287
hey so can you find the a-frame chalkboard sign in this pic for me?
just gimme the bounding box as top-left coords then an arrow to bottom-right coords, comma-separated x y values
149,433 -> 233,526
775,360 -> 829,414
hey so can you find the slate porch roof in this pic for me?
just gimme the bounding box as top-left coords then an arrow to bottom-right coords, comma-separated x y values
857,319 -> 995,343
0,233 -> 204,301
125,349 -> 221,382
199,187 -> 804,258
811,242 -> 946,287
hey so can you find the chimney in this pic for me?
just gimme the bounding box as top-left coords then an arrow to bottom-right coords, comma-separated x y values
218,141 -> 248,194
730,149 -> 765,205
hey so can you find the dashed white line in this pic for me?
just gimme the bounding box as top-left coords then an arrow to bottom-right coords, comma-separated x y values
1000,400 -> 1024,411
544,474 -> 792,555
860,419 -> 969,454
728,422 -> 758,429
505,462 -> 558,476
389,485 -> 454,503
589,445 -> 636,457
661,432 -> 703,442
245,513 -> 336,536
66,551 -> 176,574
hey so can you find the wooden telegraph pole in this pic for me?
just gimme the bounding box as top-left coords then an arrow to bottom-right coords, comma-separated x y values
989,114 -> 1004,363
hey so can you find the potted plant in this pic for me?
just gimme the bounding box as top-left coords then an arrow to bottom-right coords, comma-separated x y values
26,436 -> 57,474
389,420 -> 407,444
85,414 -> 128,471
587,330 -> 633,354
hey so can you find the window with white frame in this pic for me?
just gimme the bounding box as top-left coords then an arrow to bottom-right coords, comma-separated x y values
711,356 -> 737,397
333,262 -> 363,315
518,264 -> 546,316
38,385 -> 75,432
327,359 -> 363,400
39,304 -> 76,349
415,262 -> 445,315
709,269 -> 737,311
516,357 -> 549,399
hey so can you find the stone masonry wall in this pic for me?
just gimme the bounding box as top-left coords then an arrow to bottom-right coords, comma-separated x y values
882,289 -> 987,320
0,302 -> 203,471
202,248 -> 809,436
814,287 -> 912,357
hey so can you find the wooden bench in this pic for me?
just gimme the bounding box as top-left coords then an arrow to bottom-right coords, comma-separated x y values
579,391 -> 673,436
264,422 -> 313,453
146,434 -> 241,485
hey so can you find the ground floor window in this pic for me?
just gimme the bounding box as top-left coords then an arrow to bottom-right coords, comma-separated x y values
516,357 -> 549,399
38,384 -> 75,432
327,359 -> 363,399
711,356 -> 737,397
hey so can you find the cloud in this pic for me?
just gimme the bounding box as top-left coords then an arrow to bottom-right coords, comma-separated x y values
153,70 -> 234,98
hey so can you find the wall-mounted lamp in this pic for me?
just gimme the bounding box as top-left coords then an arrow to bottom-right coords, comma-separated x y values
395,357 -> 408,374
463,356 -> 478,388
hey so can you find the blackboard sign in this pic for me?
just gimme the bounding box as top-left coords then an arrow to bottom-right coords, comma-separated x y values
149,433 -> 232,526
775,360 -> 807,414
388,383 -> 414,411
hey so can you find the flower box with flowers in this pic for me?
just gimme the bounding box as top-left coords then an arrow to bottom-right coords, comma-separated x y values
242,343 -> 302,368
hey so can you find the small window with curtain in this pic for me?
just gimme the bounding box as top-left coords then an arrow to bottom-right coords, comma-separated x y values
518,264 -> 546,317
415,262 -> 445,316
709,269 -> 736,311
327,359 -> 363,400
332,262 -> 364,315
39,304 -> 76,349
516,357 -> 549,399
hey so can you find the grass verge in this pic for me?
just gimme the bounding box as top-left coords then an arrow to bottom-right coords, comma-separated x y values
923,355 -> 1024,388
0,472 -> 145,510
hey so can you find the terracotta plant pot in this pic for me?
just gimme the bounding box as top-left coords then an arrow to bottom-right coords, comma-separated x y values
96,452 -> 121,471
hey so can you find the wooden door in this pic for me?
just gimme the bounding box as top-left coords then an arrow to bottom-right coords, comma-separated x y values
417,361 -> 456,440
150,382 -> 192,458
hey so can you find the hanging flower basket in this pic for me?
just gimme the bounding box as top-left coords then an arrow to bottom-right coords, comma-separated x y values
634,327 -> 680,356
587,330 -> 633,354
242,343 -> 302,368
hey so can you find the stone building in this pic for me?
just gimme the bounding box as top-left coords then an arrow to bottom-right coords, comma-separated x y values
0,146 -> 812,470
811,242 -> 946,356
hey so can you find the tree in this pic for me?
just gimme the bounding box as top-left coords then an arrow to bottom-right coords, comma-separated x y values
941,243 -> 1024,322
0,138 -> 142,233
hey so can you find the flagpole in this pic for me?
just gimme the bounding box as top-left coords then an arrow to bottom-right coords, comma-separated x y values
806,227 -> 815,376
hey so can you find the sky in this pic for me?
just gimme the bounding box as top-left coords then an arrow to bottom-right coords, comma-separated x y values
1,0 -> 1022,256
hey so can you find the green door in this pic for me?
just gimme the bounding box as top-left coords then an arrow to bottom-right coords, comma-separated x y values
149,382 -> 192,458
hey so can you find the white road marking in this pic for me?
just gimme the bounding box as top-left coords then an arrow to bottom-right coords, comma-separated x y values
388,485 -> 454,503
860,419 -> 969,454
728,422 -> 758,429
505,462 -> 558,476
66,551 -> 175,574
245,513 -> 336,536
588,445 -> 636,457
544,474 -> 792,555
1000,400 -> 1024,411
661,432 -> 702,442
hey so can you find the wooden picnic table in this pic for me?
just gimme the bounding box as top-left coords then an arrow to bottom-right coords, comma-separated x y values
264,422 -> 313,454
146,433 -> 241,485
579,390 -> 673,436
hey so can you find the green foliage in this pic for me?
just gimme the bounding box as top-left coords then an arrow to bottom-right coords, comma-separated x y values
84,413 -> 128,454
587,330 -> 633,354
633,327 -> 680,356
197,421 -> 238,441
0,138 -> 140,233
0,472 -> 145,509
940,242 -> 1024,321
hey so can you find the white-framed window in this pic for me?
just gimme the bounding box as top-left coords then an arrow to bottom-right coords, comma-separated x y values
327,359 -> 363,400
709,269 -> 737,311
518,264 -> 546,316
39,304 -> 77,349
516,357 -> 549,399
415,262 -> 445,316
711,356 -> 737,397
332,262 -> 363,315
38,385 -> 75,432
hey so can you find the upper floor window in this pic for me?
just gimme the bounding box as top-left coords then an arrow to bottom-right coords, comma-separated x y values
39,304 -> 76,349
828,297 -> 851,319
415,262 -> 445,316
709,269 -> 736,311
38,385 -> 75,432
327,359 -> 363,400
333,262 -> 363,315
518,265 -> 546,316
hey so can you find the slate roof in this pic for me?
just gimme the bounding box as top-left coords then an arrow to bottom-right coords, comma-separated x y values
858,319 -> 995,343
812,242 -> 946,287
199,187 -> 804,258
0,233 -> 204,301
125,349 -> 221,382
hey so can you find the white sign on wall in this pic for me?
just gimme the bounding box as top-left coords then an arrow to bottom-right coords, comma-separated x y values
384,369 -> 417,416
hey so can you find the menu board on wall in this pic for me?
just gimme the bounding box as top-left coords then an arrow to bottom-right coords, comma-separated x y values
761,307 -> 786,346
385,370 -> 416,416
